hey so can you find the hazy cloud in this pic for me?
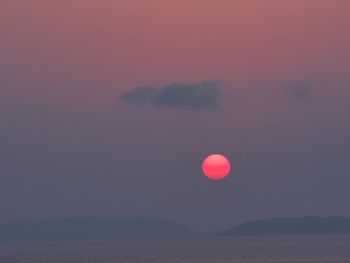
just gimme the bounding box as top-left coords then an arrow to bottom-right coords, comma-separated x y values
120,81 -> 220,110
282,81 -> 313,101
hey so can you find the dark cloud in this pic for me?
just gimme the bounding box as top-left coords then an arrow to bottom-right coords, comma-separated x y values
282,80 -> 313,101
120,81 -> 220,110
119,86 -> 159,106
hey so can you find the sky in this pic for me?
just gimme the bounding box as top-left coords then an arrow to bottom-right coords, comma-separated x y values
1,0 -> 350,230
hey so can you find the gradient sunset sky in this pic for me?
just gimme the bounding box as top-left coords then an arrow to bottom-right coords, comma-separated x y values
1,0 -> 350,230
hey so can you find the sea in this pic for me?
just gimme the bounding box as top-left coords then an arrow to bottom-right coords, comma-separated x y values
1,235 -> 350,263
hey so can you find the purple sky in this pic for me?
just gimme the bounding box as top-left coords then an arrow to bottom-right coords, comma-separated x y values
1,0 -> 350,230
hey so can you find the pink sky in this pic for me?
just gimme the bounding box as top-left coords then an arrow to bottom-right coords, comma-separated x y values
2,0 -> 350,87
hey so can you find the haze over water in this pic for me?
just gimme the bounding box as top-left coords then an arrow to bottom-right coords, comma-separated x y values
1,1 -> 350,262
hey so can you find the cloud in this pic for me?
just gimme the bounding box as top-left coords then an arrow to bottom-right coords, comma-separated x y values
282,81 -> 313,102
119,86 -> 158,106
120,81 -> 220,110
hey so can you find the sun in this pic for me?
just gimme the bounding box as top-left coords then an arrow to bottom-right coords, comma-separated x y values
202,154 -> 231,180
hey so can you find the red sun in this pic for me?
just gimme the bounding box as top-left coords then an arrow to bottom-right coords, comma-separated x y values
202,154 -> 231,180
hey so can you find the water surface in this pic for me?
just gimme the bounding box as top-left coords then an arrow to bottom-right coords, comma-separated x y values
1,235 -> 350,262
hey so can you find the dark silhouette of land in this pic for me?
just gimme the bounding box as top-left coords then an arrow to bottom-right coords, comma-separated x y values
1,216 -> 350,243
220,217 -> 350,236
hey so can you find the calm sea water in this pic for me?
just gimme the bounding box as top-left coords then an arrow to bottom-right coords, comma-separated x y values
1,236 -> 350,263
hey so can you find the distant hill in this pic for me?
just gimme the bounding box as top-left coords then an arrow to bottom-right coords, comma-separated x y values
220,217 -> 350,236
0,217 -> 195,243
